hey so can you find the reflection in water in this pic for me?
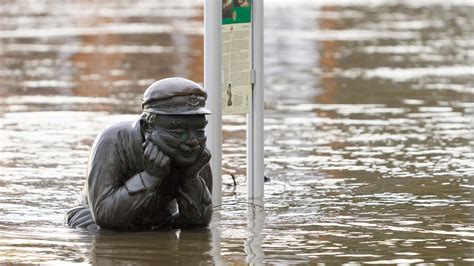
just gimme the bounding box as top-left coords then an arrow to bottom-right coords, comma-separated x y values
245,201 -> 265,264
89,204 -> 265,265
91,229 -> 213,265
210,212 -> 225,265
317,5 -> 344,106
0,0 -> 473,264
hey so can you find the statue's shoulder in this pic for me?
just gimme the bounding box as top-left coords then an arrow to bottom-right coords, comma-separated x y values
93,120 -> 136,147
103,120 -> 135,134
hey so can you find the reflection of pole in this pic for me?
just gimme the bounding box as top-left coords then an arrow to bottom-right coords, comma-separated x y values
210,212 -> 225,264
247,0 -> 264,200
205,0 -> 222,206
245,199 -> 265,264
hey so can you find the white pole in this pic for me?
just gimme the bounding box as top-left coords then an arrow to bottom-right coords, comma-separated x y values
205,0 -> 222,206
247,0 -> 264,200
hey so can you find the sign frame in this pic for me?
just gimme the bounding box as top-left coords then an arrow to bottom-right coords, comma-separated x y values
205,0 -> 264,205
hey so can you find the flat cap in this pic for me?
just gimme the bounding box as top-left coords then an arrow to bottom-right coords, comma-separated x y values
142,77 -> 211,115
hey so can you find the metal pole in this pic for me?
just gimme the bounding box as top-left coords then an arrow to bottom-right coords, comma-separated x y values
247,0 -> 264,200
205,0 -> 222,206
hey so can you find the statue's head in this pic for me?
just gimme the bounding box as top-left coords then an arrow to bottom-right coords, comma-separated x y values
140,77 -> 211,166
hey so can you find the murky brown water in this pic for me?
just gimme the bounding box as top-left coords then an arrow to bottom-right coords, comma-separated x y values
1,0 -> 473,264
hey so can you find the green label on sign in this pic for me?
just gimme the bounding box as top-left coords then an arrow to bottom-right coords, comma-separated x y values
222,0 -> 252,25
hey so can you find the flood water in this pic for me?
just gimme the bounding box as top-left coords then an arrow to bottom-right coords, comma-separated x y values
1,0 -> 473,264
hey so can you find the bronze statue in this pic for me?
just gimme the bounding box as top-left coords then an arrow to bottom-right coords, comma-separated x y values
66,77 -> 213,230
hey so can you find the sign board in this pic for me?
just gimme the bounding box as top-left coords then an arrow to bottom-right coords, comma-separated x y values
221,0 -> 252,115
206,0 -> 263,204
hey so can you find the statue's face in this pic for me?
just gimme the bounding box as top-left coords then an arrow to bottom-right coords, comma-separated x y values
149,114 -> 207,166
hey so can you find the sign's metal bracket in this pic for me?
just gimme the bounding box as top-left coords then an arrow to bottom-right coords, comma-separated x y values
250,69 -> 257,85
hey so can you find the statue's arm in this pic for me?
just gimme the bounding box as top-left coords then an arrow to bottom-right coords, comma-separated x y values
174,169 -> 213,227
86,135 -> 165,229
88,169 -> 164,229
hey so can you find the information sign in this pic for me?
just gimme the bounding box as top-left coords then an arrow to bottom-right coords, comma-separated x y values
221,0 -> 252,115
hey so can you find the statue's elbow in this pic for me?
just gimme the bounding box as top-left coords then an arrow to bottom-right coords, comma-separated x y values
93,203 -> 128,230
200,205 -> 213,227
180,205 -> 212,228
94,215 -> 109,229
94,213 -> 129,230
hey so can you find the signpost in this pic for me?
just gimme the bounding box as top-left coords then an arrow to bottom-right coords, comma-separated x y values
205,0 -> 263,205
205,0 -> 223,206
248,0 -> 264,202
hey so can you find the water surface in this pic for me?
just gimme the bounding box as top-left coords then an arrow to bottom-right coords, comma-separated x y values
0,0 -> 473,264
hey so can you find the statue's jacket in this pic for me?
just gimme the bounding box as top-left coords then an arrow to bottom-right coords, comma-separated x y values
65,120 -> 212,230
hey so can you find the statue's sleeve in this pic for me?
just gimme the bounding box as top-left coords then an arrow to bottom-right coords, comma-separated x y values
174,166 -> 213,227
85,132 -> 163,229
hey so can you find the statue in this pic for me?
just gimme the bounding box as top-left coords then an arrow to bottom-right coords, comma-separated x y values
65,77 -> 213,230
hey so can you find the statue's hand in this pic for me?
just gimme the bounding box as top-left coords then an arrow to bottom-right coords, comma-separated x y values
142,138 -> 171,178
181,147 -> 211,180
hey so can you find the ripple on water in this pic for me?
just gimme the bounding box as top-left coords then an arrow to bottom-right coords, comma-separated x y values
1,0 -> 474,264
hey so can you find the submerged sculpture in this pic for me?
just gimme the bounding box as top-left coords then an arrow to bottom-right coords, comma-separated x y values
66,77 -> 213,230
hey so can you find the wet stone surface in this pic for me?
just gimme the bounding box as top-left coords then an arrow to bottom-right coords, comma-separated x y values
0,0 -> 473,264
